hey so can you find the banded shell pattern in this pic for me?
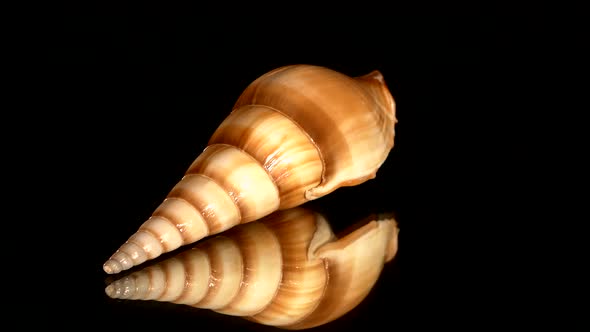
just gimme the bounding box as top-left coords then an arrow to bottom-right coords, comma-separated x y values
105,207 -> 399,330
103,64 -> 397,274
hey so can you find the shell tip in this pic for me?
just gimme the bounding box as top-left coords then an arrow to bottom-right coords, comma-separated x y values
103,260 -> 122,274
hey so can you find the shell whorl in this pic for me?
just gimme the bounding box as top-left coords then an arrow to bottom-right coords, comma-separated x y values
208,104 -> 324,209
234,64 -> 397,199
103,64 -> 396,274
105,207 -> 399,329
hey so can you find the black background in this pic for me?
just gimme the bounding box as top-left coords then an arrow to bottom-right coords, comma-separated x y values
34,11 -> 562,330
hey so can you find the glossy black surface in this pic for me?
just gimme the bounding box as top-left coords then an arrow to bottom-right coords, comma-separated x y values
40,13 -> 538,330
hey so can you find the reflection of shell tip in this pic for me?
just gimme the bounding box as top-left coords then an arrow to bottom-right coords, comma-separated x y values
105,284 -> 115,297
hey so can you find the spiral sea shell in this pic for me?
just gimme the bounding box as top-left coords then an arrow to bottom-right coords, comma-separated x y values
103,64 -> 397,274
105,207 -> 399,330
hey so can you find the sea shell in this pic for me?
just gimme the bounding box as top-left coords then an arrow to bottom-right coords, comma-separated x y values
103,64 -> 397,274
105,207 -> 399,330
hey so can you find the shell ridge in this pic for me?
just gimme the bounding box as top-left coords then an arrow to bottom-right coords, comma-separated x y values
160,258 -> 182,301
244,224 -> 284,317
147,214 -> 190,246
174,248 -> 210,305
213,231 -> 245,312
214,142 -> 282,218
208,104 -> 323,208
214,223 -> 281,315
191,244 -> 215,307
159,196 -> 211,239
193,236 -> 244,308
242,104 -> 327,202
190,143 -> 280,223
248,104 -> 325,180
281,258 -> 330,329
179,172 -> 243,228
122,231 -> 152,263
281,215 -> 333,327
135,227 -> 164,255
225,235 -> 246,310
147,266 -> 166,300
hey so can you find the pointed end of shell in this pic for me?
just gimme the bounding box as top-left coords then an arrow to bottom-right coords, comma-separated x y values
103,259 -> 123,274
104,284 -> 116,298
102,236 -> 153,274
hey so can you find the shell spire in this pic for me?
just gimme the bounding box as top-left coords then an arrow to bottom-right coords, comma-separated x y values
103,64 -> 397,274
105,207 -> 400,329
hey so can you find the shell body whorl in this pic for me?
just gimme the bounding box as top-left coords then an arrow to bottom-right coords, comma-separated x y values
103,64 -> 396,275
233,64 -> 397,199
105,207 -> 400,330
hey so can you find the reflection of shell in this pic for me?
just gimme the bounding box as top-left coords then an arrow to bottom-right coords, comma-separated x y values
103,64 -> 397,274
106,207 -> 399,330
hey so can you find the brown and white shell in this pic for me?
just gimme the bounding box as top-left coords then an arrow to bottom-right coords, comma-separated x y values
105,207 -> 400,330
103,64 -> 397,274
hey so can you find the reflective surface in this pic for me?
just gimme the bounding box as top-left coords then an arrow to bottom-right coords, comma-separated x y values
105,207 -> 399,330
50,20 -> 409,330
44,14 -> 528,331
